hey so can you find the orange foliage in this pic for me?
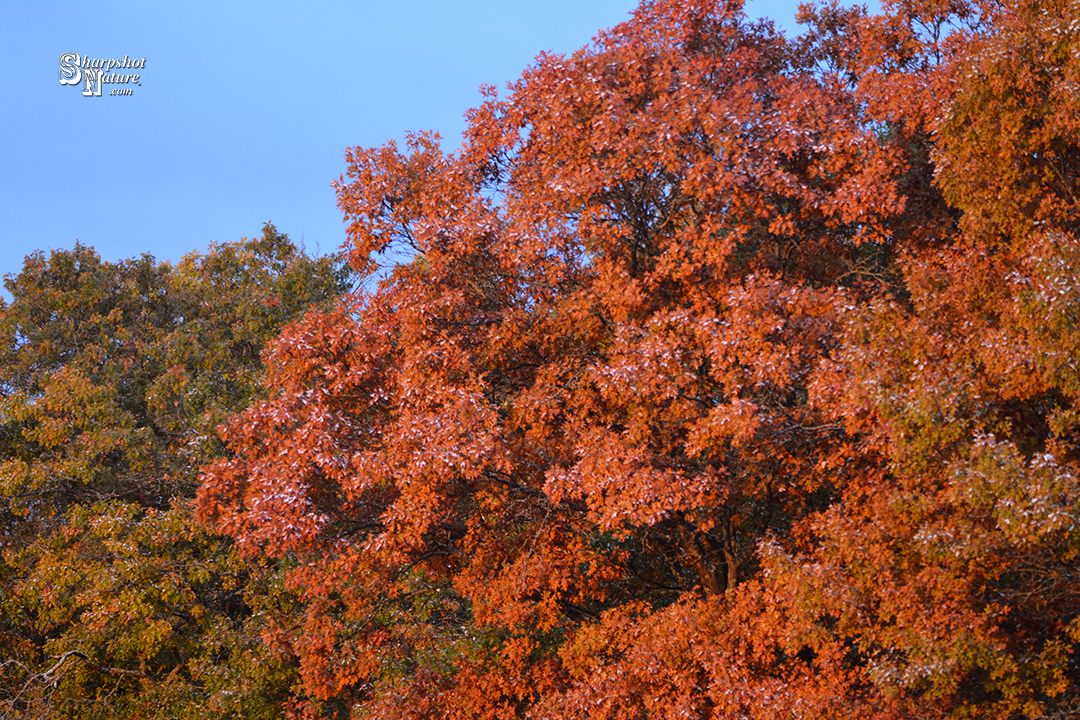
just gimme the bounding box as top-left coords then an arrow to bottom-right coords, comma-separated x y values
198,0 -> 1080,716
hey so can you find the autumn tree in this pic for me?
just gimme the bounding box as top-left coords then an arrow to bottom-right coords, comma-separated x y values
191,0 -> 1080,717
0,224 -> 354,719
750,0 -> 1080,716
197,1 -> 917,715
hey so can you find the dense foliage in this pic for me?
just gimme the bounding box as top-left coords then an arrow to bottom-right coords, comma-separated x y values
0,225 -> 354,718
5,0 -> 1080,716
193,0 -> 1080,717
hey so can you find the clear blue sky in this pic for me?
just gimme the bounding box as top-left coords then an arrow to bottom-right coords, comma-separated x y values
0,0 -> 865,292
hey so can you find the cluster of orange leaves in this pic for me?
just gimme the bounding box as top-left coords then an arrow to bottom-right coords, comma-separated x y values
198,0 -> 1080,717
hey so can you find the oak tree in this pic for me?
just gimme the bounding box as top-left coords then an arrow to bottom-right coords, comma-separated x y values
198,1 -> 918,715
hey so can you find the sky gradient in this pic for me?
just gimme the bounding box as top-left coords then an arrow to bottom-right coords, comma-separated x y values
1,0 -> 858,294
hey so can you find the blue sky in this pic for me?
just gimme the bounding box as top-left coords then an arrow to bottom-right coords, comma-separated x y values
1,0 -> 858,293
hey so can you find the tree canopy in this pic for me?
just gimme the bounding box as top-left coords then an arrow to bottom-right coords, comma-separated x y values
0,224 -> 354,718
4,0 -> 1080,717
195,0 -> 1080,717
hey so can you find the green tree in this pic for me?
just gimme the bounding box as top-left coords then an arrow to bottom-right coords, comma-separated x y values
0,224 -> 354,719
